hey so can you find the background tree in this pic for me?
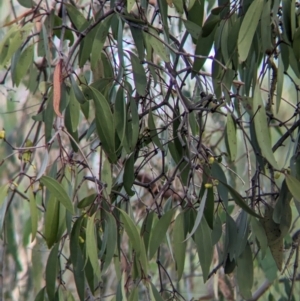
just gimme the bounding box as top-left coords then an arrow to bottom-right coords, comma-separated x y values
0,0 -> 300,300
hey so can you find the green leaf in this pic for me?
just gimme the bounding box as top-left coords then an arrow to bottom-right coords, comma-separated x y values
253,84 -> 278,168
65,3 -> 87,30
45,243 -> 59,300
194,216 -> 213,282
141,211 -> 155,253
211,163 -> 228,206
40,176 -> 74,213
173,211 -> 187,280
216,179 -> 261,218
148,209 -> 174,259
211,214 -> 222,245
28,188 -> 38,242
118,208 -> 142,256
187,0 -> 204,31
193,28 -> 215,72
118,208 -> 148,274
102,213 -> 117,272
44,196 -> 59,248
102,158 -> 112,195
114,87 -> 127,147
17,0 -> 34,8
261,205 -> 283,270
285,174 -> 300,202
127,0 -> 135,12
70,75 -> 86,105
34,287 -> 45,301
185,190 -> 207,241
237,243 -> 253,299
86,213 -> 100,278
251,217 -> 268,257
123,154 -> 135,196
91,86 -> 117,162
145,29 -> 170,63
150,282 -> 164,301
130,52 -> 147,96
202,13 -> 220,37
130,26 -> 145,60
80,28 -> 97,68
70,217 -> 85,301
260,0 -> 272,54
204,187 -> 214,229
237,0 -> 264,61
129,97 -> 139,150
225,113 -> 237,161
148,109 -> 163,150
91,15 -> 113,70
0,23 -> 33,68
13,43 -> 34,86
68,88 -> 80,132
128,287 -> 138,301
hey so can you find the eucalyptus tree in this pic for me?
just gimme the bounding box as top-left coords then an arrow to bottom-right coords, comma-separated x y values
0,0 -> 300,300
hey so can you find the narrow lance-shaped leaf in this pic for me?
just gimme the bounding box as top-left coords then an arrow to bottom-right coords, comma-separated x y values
216,179 -> 261,218
86,213 -> 100,277
149,209 -> 174,259
194,216 -> 213,282
91,86 -> 117,163
28,188 -> 38,242
237,0 -> 264,61
44,196 -> 59,248
40,176 -> 74,213
285,174 -> 300,203
225,113 -> 237,161
45,243 -> 59,300
253,84 -> 278,168
237,243 -> 253,299
129,52 -> 147,96
185,189 -> 207,241
173,211 -> 187,280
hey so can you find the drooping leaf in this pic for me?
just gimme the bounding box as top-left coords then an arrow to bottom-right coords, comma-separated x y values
173,211 -> 187,280
123,154 -> 135,196
28,188 -> 38,242
251,217 -> 268,257
253,84 -> 278,168
237,243 -> 253,299
285,174 -> 300,203
102,213 -> 117,272
148,209 -> 174,259
194,217 -> 213,282
225,113 -> 237,161
185,190 -> 207,241
216,179 -> 261,218
91,15 -> 113,70
91,86 -> 117,162
40,176 -> 74,213
148,109 -> 163,150
70,217 -> 85,301
13,43 -> 34,86
145,29 -> 170,63
118,208 -> 148,274
44,196 -> 59,248
86,213 -> 100,277
130,52 -> 147,96
45,243 -> 59,300
237,0 -> 264,61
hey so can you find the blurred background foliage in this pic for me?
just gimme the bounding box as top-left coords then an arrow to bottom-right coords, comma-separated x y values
1,0 -> 300,301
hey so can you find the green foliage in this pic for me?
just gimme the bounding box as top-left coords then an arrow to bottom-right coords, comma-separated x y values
1,0 -> 300,300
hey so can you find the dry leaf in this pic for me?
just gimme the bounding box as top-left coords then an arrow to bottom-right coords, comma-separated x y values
53,59 -> 63,117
